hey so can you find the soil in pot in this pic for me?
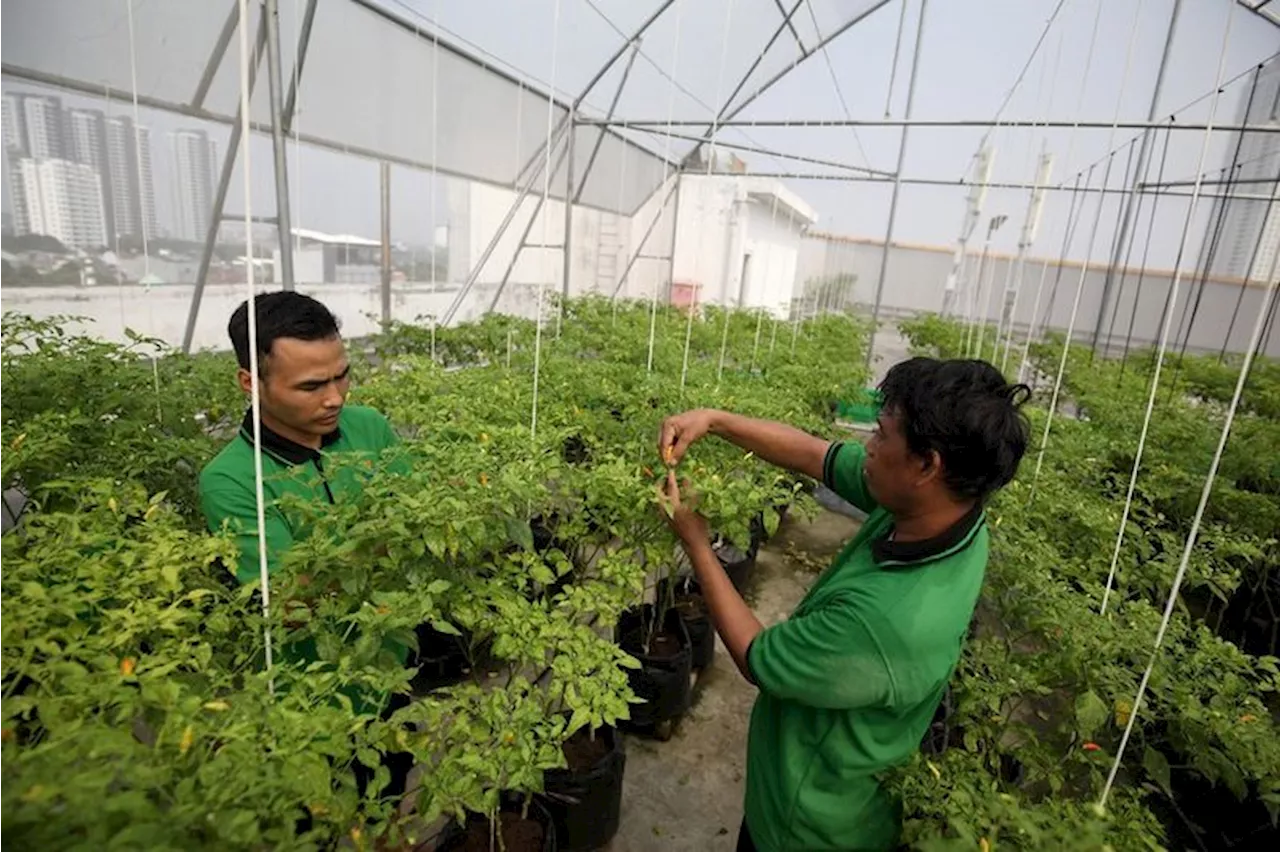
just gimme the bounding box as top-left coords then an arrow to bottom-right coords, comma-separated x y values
616,604 -> 692,732
439,801 -> 556,852
544,725 -> 626,852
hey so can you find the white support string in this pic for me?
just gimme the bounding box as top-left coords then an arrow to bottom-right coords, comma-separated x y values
680,0 -> 737,392
1013,258 -> 1052,381
291,0 -> 302,262
123,0 -> 151,281
102,85 -> 129,333
234,0 -> 273,688
1028,0 -> 1144,503
647,0 -> 685,373
430,0 -> 440,297
883,0 -> 911,118
1100,9 -> 1238,616
748,194 -> 781,373
1103,193 -> 1273,811
529,0 -> 563,442
980,257 -> 1015,361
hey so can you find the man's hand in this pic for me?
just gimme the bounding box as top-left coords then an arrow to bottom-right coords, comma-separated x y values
658,471 -> 710,547
659,408 -> 719,467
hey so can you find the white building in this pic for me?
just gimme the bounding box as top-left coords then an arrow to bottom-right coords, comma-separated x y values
106,117 -> 158,240
446,171 -> 816,318
5,93 -> 68,236
66,107 -> 114,239
274,228 -> 382,285
19,158 -> 107,248
171,129 -> 217,242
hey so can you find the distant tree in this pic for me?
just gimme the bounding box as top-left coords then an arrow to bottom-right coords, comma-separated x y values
1,233 -> 71,255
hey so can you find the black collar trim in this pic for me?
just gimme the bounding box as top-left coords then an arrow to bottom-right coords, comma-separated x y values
872,501 -> 985,568
238,408 -> 340,466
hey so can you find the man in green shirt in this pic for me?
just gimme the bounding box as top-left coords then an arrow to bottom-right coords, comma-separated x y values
199,291 -> 413,803
659,357 -> 1031,851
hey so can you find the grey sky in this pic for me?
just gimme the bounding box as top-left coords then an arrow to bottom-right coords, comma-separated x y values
3,0 -> 1277,270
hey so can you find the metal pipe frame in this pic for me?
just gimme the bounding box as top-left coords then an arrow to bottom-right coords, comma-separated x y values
773,0 -> 808,52
1140,176 -> 1279,189
180,8 -> 270,354
439,120 -> 573,325
584,118 -> 1280,133
191,2 -> 241,110
281,0 -> 319,133
1087,0 -> 1182,353
682,0 -> 895,166
866,0 -> 927,369
264,0 -> 295,291
560,111 -> 577,310
572,41 -> 643,205
715,0 -> 808,130
626,125 -> 893,176
689,169 -> 1270,202
513,0 -> 678,190
612,176 -> 681,299
485,138 -> 575,316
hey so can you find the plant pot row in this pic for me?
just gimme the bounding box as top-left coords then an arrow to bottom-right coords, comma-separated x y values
439,725 -> 626,852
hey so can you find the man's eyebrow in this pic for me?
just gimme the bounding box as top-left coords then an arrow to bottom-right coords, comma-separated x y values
292,364 -> 350,388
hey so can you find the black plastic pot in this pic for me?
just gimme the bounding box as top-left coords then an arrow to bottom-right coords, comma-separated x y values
656,575 -> 715,671
438,795 -> 558,852
543,725 -> 626,851
714,539 -> 756,593
616,604 -> 692,731
410,625 -> 487,693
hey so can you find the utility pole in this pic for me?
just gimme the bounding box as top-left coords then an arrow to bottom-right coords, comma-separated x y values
942,145 -> 994,316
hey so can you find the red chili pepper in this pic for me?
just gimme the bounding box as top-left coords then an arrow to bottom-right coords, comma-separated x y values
1082,742 -> 1100,752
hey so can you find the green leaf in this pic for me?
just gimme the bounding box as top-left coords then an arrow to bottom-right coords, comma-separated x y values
764,508 -> 780,538
431,619 -> 462,637
505,517 -> 535,552
1143,747 -> 1171,795
530,564 -> 556,586
1075,690 -> 1108,739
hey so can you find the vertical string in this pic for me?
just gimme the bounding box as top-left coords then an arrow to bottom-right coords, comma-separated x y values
1028,0 -> 1149,503
430,0 -> 440,297
291,0 -> 302,263
530,0 -> 564,442
1099,7 -> 1236,615
123,0 -> 151,280
1103,205 -> 1275,810
647,1 -> 685,373
680,0 -> 737,393
234,0 -> 273,688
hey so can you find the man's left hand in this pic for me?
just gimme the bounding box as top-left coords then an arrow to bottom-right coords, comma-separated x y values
659,471 -> 710,547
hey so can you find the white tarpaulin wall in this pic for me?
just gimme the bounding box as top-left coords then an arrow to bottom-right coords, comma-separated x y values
1,0 -> 672,215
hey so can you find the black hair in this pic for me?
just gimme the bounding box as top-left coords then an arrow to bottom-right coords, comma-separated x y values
878,357 -> 1031,500
227,291 -> 341,372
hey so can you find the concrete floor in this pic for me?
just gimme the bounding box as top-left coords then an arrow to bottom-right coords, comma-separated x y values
607,509 -> 862,851
868,321 -> 913,386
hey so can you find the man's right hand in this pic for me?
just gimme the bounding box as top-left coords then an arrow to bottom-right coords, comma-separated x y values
659,408 -> 719,467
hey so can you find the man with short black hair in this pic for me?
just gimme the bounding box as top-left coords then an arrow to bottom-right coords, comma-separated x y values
200,290 -> 413,806
659,357 -> 1031,851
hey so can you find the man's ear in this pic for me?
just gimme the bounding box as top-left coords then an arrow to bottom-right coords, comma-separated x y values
916,449 -> 944,487
236,368 -> 254,395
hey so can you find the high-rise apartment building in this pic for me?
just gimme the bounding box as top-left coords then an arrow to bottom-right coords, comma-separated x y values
171,129 -> 217,242
19,157 -> 108,248
66,107 -> 115,240
105,116 -> 157,241
3,92 -> 67,235
1206,58 -> 1280,281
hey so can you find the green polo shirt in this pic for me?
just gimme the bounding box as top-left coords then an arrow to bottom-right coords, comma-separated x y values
744,441 -> 988,851
199,405 -> 411,698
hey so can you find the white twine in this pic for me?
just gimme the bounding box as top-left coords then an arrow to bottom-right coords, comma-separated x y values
529,0 -> 563,441
680,0 -> 737,393
1028,0 -> 1146,503
235,0 -> 273,688
1100,7 -> 1237,615
647,0 -> 685,373
123,0 -> 151,280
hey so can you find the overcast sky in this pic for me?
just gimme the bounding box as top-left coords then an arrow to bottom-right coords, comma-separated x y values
3,0 -> 1278,269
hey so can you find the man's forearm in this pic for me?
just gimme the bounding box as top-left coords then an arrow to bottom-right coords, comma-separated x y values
682,537 -> 761,682
709,411 -> 828,481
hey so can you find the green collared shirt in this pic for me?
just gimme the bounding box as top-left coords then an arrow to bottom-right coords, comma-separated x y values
744,441 -> 988,851
200,405 -> 398,585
